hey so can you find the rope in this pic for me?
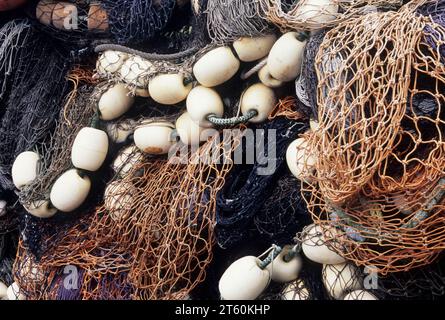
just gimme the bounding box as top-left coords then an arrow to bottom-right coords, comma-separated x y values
94,44 -> 199,61
207,110 -> 258,126
241,58 -> 267,80
258,245 -> 282,269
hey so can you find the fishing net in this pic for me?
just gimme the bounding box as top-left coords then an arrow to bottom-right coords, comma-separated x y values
300,2 -> 445,274
295,30 -> 326,120
30,0 -> 177,45
258,0 -> 403,32
215,100 -> 309,249
0,18 -> 72,202
14,127 -> 244,299
205,0 -> 274,43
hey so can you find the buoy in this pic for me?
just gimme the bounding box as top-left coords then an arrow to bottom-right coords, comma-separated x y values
52,2 -> 77,30
112,145 -> 143,177
295,0 -> 338,27
24,200 -> 57,219
266,245 -> 302,283
148,74 -> 192,105
6,282 -> 25,300
286,137 -> 316,182
98,84 -> 134,120
134,122 -> 176,154
186,86 -> 224,127
50,169 -> 91,212
87,3 -> 109,31
12,151 -> 40,190
175,112 -> 207,146
120,56 -> 153,88
240,83 -> 277,123
343,290 -> 378,300
301,224 -> 346,264
106,121 -> 136,144
322,263 -> 362,300
193,47 -> 240,87
0,200 -> 6,217
0,281 -> 7,299
36,0 -> 53,25
267,32 -> 306,82
309,119 -> 319,131
104,180 -> 134,220
71,127 -> 109,171
97,51 -> 129,75
281,279 -> 310,300
233,34 -> 277,62
258,65 -> 284,88
219,256 -> 270,300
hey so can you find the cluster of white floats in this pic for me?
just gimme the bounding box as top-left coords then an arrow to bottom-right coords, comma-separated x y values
10,31 -> 309,219
218,223 -> 378,300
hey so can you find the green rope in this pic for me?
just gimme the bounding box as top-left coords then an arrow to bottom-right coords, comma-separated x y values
207,110 -> 258,127
258,245 -> 282,270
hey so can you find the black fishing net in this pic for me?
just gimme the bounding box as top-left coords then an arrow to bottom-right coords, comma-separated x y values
295,30 -> 326,120
0,19 -> 71,196
215,116 -> 309,249
206,0 -> 275,43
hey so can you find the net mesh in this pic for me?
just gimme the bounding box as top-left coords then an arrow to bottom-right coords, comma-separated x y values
300,2 -> 445,274
258,0 -> 403,32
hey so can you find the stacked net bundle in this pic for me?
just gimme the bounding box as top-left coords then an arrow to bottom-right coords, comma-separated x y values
205,0 -> 274,43
215,104 -> 309,249
300,3 -> 445,274
15,129 -> 244,300
258,0 -> 403,32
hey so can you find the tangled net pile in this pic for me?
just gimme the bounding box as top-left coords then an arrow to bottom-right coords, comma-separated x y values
14,129 -> 243,299
302,2 -> 445,274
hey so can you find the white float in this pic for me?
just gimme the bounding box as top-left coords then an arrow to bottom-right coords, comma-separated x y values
98,84 -> 134,120
186,86 -> 224,127
281,279 -> 310,300
120,56 -> 153,88
112,145 -> 143,178
97,51 -> 128,75
104,180 -> 134,220
343,290 -> 378,300
286,137 -> 316,182
0,281 -> 7,299
193,47 -> 240,87
322,263 -> 362,300
6,282 -> 25,300
50,169 -> 91,212
12,151 -> 40,190
301,224 -> 346,264
106,120 -> 136,144
24,200 -> 57,219
240,83 -> 277,123
134,122 -> 176,154
258,65 -> 284,88
175,112 -> 207,145
266,245 -> 302,283
233,34 -> 277,62
148,74 -> 192,105
71,127 -> 109,171
295,0 -> 338,27
267,32 -> 306,82
219,256 -> 270,300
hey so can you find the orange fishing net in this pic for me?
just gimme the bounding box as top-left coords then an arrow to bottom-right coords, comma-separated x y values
300,2 -> 445,274
15,128 -> 243,299
258,0 -> 403,32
